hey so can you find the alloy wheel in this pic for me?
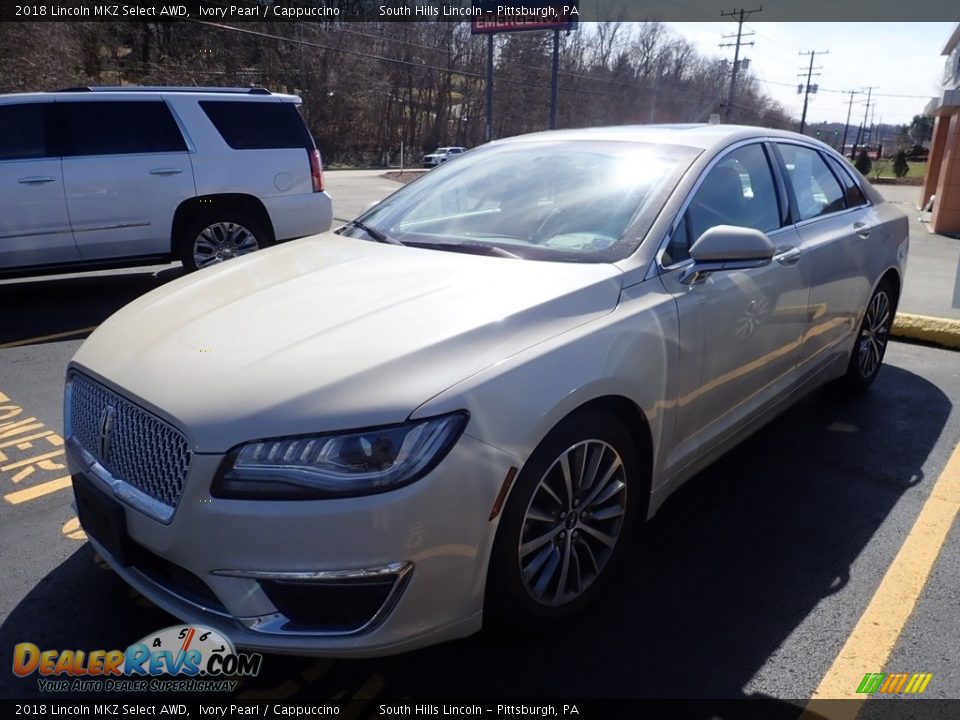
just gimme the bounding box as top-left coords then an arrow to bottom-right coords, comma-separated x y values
193,222 -> 260,268
857,290 -> 891,379
518,440 -> 628,606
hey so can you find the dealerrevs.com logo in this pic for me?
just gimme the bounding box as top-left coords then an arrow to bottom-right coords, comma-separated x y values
12,625 -> 262,693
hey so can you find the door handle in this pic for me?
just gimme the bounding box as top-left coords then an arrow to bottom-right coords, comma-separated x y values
774,247 -> 803,266
18,176 -> 55,184
149,168 -> 183,176
853,221 -> 871,239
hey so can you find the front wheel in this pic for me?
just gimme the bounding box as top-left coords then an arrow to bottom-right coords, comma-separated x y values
485,411 -> 642,630
843,279 -> 896,391
179,214 -> 270,272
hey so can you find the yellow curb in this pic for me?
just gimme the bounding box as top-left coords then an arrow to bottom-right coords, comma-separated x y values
892,312 -> 960,350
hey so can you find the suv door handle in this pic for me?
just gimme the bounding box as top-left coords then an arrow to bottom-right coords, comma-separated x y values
149,168 -> 183,176
774,247 -> 803,266
18,176 -> 55,184
854,221 -> 871,239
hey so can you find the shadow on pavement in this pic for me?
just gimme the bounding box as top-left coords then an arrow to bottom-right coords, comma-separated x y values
0,266 -> 184,346
0,363 -> 950,704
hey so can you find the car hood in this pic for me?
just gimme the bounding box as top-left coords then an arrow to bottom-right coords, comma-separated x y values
71,234 -> 623,452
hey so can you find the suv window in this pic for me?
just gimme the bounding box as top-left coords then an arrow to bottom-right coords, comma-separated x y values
200,101 -> 312,150
777,144 -> 846,221
0,103 -> 52,161
60,101 -> 186,156
826,155 -> 868,208
665,143 -> 781,265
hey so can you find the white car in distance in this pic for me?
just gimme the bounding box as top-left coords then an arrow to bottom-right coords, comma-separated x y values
65,124 -> 908,657
422,146 -> 466,167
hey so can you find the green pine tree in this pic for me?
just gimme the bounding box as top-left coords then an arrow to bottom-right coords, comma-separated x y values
893,150 -> 910,178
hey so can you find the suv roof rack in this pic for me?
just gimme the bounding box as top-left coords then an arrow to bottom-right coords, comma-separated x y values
56,86 -> 273,95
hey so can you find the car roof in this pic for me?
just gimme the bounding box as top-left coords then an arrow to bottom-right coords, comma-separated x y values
0,87 -> 301,103
496,124 -> 837,155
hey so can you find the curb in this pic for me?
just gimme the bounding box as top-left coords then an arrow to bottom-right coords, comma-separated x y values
892,312 -> 960,350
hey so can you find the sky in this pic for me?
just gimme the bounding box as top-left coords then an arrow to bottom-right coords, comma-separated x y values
666,22 -> 956,126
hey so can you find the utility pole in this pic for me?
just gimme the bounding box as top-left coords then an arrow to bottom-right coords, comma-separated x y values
797,50 -> 827,135
853,86 -> 875,158
719,6 -> 762,122
839,90 -> 857,157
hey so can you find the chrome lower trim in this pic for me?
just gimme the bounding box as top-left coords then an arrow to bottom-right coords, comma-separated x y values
213,562 -> 414,637
67,436 -> 175,524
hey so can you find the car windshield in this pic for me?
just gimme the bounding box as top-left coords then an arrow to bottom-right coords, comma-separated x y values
350,140 -> 699,263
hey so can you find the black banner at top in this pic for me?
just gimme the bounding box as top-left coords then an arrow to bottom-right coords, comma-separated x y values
0,0 -> 958,22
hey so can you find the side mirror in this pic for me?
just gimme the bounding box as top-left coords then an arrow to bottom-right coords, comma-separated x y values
681,225 -> 774,285
689,224 -> 775,263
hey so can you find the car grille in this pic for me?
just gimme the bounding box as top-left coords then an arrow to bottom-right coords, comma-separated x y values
70,373 -> 191,511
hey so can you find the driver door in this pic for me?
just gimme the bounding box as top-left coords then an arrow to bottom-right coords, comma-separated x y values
658,142 -> 810,476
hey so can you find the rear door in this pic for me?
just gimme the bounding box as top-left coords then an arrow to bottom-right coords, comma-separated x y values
0,101 -> 78,269
58,98 -> 195,260
773,143 -> 875,373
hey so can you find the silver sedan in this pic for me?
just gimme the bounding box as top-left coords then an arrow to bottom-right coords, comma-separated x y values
65,125 -> 908,656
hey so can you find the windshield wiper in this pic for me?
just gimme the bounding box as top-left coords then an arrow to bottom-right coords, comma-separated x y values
344,219 -> 403,246
409,241 -> 521,259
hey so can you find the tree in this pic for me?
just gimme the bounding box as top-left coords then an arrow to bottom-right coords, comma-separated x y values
892,150 -> 910,178
909,115 -> 933,145
855,148 -> 873,176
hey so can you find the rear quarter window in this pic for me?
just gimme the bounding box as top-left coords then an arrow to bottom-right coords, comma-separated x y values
200,101 -> 314,150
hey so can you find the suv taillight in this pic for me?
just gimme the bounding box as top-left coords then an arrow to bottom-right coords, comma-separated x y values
309,149 -> 324,192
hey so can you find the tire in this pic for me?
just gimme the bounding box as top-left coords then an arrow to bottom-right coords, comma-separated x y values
485,410 -> 643,631
178,213 -> 270,272
842,278 -> 896,391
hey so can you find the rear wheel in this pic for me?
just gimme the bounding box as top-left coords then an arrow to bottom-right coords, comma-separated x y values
843,279 -> 895,391
486,411 -> 642,630
179,213 -> 270,272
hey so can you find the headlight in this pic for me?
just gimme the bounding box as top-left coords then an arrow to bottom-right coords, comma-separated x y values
212,412 -> 468,500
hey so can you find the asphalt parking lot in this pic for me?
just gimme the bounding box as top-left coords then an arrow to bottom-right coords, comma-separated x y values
1,172 -> 959,708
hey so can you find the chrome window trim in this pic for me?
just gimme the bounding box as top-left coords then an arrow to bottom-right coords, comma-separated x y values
649,136 -> 874,280
771,139 -> 874,211
651,137 -> 786,276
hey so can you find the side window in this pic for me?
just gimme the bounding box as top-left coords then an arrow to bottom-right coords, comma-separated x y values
778,144 -> 846,221
826,155 -> 868,208
200,101 -> 313,150
0,103 -> 53,161
666,143 -> 781,264
61,101 -> 186,156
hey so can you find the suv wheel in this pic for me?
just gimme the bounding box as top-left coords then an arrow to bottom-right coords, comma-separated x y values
180,214 -> 269,272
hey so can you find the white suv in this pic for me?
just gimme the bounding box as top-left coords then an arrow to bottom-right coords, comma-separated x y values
422,146 -> 466,167
0,86 -> 333,274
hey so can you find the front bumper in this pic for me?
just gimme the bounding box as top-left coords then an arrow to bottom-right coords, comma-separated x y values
67,432 -> 515,657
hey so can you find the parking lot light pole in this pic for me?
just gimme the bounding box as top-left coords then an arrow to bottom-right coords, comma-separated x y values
486,34 -> 494,142
550,29 -> 560,129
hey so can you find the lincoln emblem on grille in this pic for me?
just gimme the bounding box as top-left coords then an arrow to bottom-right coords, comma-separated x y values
98,405 -> 117,460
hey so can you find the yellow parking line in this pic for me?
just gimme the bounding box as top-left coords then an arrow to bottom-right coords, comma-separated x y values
802,438 -> 960,715
0,326 -> 98,350
4,476 -> 72,504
